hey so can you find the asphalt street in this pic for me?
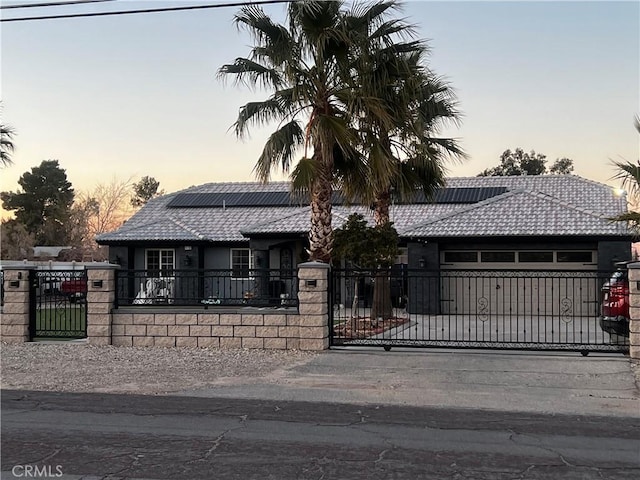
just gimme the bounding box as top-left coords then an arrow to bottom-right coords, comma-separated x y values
2,348 -> 639,479
2,388 -> 640,480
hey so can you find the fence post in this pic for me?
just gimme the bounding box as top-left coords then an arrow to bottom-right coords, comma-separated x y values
86,264 -> 119,346
297,261 -> 330,351
0,267 -> 33,343
628,262 -> 640,359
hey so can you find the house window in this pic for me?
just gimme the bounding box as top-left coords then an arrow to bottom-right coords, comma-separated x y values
480,251 -> 516,263
231,248 -> 252,279
146,249 -> 175,275
557,251 -> 593,263
518,251 -> 554,263
395,248 -> 409,265
443,251 -> 478,263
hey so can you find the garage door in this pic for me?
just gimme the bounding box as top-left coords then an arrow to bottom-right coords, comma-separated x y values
440,250 -> 599,316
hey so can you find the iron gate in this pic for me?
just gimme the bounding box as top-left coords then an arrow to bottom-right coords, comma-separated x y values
29,270 -> 88,340
330,268 -> 629,354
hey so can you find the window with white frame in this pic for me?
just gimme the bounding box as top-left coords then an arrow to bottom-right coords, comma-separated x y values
231,248 -> 252,279
146,249 -> 175,275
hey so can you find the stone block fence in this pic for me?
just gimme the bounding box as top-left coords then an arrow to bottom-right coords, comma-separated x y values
0,262 -> 330,351
625,262 -> 640,360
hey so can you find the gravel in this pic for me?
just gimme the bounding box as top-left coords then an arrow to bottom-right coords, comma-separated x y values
1,342 -> 317,395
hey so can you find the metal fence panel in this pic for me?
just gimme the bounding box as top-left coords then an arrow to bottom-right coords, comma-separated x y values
330,268 -> 628,353
30,270 -> 87,339
115,269 -> 298,308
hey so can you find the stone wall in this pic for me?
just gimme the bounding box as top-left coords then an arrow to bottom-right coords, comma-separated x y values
627,263 -> 640,359
111,310 -> 301,349
0,262 -> 330,351
0,268 -> 30,343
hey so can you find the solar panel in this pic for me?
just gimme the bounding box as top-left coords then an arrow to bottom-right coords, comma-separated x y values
167,191 -> 294,208
428,187 -> 508,204
166,187 -> 508,208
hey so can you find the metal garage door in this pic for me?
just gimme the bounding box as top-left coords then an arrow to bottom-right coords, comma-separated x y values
440,250 -> 599,316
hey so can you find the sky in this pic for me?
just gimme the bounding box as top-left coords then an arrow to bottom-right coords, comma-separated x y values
1,0 -> 639,205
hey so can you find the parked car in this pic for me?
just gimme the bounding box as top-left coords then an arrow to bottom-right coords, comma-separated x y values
599,262 -> 630,337
60,277 -> 87,303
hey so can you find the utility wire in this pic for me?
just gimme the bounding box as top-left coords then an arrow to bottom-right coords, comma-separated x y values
1,0 -> 295,22
1,0 -> 116,9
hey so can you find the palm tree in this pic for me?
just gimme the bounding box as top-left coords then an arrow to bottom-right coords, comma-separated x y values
610,116 -> 640,230
336,15 -> 466,319
219,0 -> 417,263
1,124 -> 15,167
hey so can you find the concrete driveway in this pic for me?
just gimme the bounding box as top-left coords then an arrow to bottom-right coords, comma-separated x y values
180,347 -> 640,418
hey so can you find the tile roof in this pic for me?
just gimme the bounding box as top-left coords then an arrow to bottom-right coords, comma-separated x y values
96,175 -> 631,243
400,189 -> 630,238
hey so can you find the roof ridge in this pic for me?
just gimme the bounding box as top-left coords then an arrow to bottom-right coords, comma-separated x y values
167,215 -> 206,239
400,189 -> 522,234
240,206 -> 309,233
522,189 -> 613,219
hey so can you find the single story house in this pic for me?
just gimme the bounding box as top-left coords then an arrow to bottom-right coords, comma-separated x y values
96,174 -> 632,312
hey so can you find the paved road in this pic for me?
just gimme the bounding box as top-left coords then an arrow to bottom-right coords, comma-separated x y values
2,389 -> 639,480
180,348 -> 640,418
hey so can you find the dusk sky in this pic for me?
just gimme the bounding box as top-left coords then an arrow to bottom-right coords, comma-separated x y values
1,0 -> 638,203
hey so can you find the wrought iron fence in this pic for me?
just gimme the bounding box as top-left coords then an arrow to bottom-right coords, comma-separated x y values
31,270 -> 87,339
115,269 -> 298,308
331,267 -> 627,352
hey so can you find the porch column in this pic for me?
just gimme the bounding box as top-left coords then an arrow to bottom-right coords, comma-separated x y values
297,261 -> 330,351
86,264 -> 118,346
627,262 -> 640,359
0,267 -> 33,343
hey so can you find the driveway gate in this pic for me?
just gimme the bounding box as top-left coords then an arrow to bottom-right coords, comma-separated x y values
29,270 -> 88,340
330,268 -> 628,354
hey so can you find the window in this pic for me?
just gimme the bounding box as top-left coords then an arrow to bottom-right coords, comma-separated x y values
443,251 -> 478,263
518,251 -> 554,263
231,248 -> 252,278
557,251 -> 593,263
146,249 -> 175,275
395,247 -> 409,265
480,251 -> 516,263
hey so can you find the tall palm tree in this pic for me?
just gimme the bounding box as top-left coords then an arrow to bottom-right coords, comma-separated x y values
335,14 -> 466,319
1,124 -> 15,167
219,0 -> 414,263
339,17 -> 465,227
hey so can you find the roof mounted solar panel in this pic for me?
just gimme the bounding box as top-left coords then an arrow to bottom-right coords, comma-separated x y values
425,186 -> 508,204
166,186 -> 509,208
167,191 -> 295,208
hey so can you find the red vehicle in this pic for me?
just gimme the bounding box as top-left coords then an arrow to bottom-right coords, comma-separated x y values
60,277 -> 87,303
599,263 -> 630,337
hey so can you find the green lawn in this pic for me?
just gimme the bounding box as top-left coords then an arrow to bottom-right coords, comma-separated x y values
34,305 -> 86,338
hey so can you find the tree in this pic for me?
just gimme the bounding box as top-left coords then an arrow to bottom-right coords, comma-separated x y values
478,148 -> 574,176
219,0 -> 413,263
333,213 -> 399,322
549,157 -> 574,175
131,176 -> 164,207
610,116 -> 640,230
338,22 -> 465,227
1,160 -> 74,245
0,219 -> 35,260
67,177 -> 137,259
1,124 -> 15,167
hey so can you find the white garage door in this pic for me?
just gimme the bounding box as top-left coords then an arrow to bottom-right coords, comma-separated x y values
440,250 -> 599,316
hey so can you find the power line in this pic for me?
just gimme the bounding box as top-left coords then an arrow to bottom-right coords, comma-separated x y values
1,0 -> 295,22
1,0 -> 116,9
